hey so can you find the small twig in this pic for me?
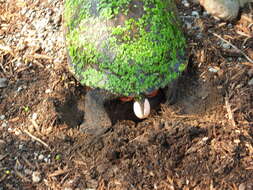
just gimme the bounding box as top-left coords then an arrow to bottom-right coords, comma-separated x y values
48,168 -> 70,178
0,55 -> 7,73
225,95 -> 236,127
213,32 -> 253,64
242,37 -> 251,47
129,133 -> 149,144
240,62 -> 253,67
170,114 -> 197,118
236,30 -> 252,38
22,156 -> 36,170
30,118 -> 40,131
23,129 -> 51,151
246,166 -> 253,170
32,53 -> 53,60
0,174 -> 7,183
77,151 -> 88,164
0,154 -> 8,161
60,173 -> 70,184
73,160 -> 87,166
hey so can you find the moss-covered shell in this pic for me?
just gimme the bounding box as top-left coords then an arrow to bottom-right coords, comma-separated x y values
64,0 -> 187,96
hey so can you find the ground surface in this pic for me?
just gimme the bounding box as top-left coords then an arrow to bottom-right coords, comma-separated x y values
0,0 -> 253,189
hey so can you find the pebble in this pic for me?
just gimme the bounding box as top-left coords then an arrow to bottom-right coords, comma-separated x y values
208,67 -> 218,73
182,0 -> 190,7
0,78 -> 8,88
191,11 -> 199,18
32,171 -> 41,183
203,11 -> 209,16
24,168 -> 32,175
15,60 -> 23,67
32,113 -> 38,120
18,144 -> 24,150
44,157 -> 50,163
1,122 -> 8,128
196,33 -> 202,39
14,129 -> 22,136
38,154 -> 44,160
0,115 -> 5,120
221,42 -> 231,49
248,78 -> 253,86
17,86 -> 23,92
45,89 -> 51,93
43,156 -> 48,161
227,23 -> 233,28
33,152 -> 38,159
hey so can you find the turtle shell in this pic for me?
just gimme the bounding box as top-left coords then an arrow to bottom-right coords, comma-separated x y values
64,0 -> 187,97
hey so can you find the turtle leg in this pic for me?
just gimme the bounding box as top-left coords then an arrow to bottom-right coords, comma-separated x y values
164,79 -> 178,105
80,89 -> 112,135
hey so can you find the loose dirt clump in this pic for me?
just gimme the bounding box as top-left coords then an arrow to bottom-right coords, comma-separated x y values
0,0 -> 252,189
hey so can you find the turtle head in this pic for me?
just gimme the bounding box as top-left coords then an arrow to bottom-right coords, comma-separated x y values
133,97 -> 150,119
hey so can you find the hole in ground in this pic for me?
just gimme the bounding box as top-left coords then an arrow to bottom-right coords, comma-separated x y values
104,89 -> 166,125
53,93 -> 85,128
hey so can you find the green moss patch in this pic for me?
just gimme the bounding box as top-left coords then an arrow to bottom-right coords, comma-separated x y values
64,0 -> 187,96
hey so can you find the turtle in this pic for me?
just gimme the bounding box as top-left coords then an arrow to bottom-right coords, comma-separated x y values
64,0 -> 187,133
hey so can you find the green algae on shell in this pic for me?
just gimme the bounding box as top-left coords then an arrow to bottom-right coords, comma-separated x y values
64,0 -> 187,97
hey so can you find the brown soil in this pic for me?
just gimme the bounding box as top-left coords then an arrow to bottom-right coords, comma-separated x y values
0,0 -> 253,189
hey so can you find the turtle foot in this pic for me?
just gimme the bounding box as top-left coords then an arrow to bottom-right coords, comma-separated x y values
80,89 -> 112,135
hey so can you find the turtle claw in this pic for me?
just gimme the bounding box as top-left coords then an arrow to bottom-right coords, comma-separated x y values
80,89 -> 112,135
